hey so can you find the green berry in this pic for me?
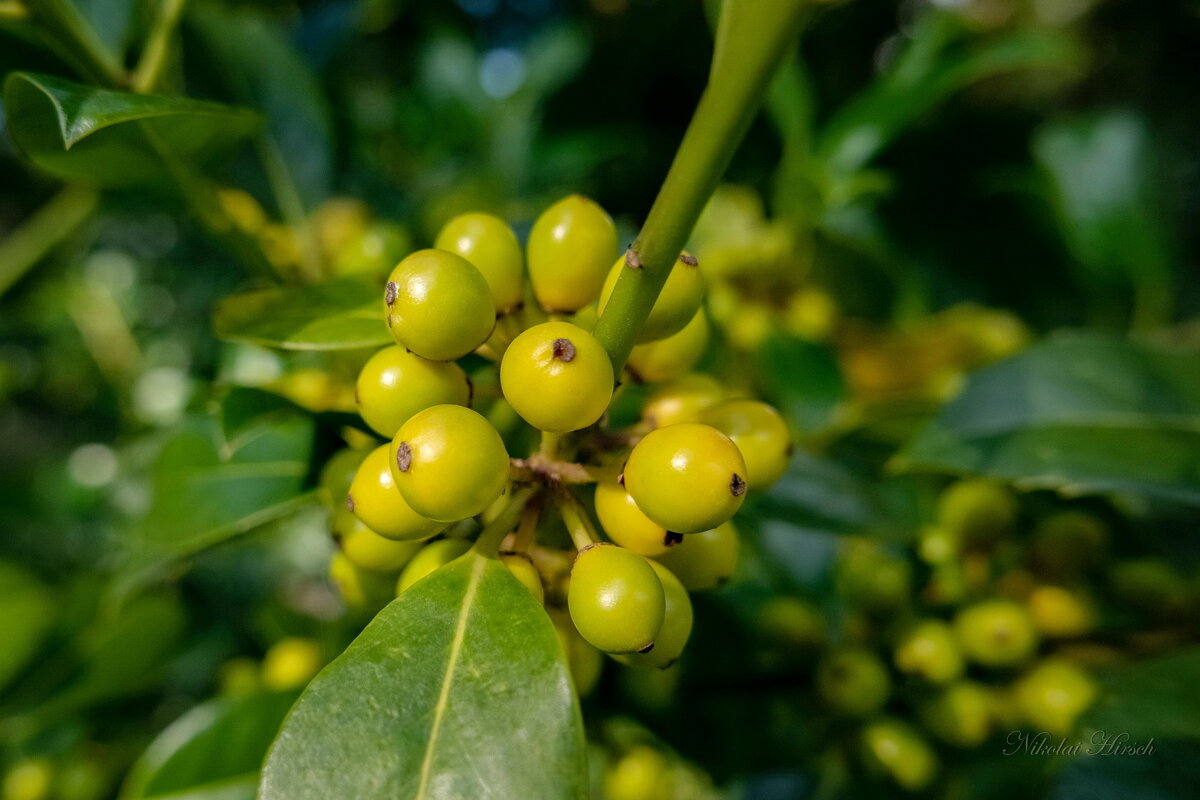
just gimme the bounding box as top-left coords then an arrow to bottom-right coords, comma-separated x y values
599,251 -> 704,342
652,522 -> 738,591
389,404 -> 510,522
614,561 -> 693,669
860,719 -> 938,791
594,481 -> 679,557
641,373 -> 724,428
920,681 -> 992,747
837,542 -> 912,615
396,538 -> 472,594
384,248 -> 495,360
623,423 -> 747,534
434,212 -> 524,312
329,551 -> 393,609
1014,659 -> 1097,736
894,620 -> 964,684
500,552 -> 545,603
1030,510 -> 1108,577
499,321 -> 614,433
261,637 -> 323,691
937,478 -> 1017,544
1026,584 -> 1095,638
701,399 -> 791,490
953,599 -> 1038,667
319,447 -> 371,505
755,597 -> 826,649
355,345 -> 471,438
332,505 -> 425,572
331,220 -> 410,278
346,445 -> 446,540
567,543 -> 665,654
549,608 -> 604,696
527,195 -> 618,312
604,746 -> 669,800
816,648 -> 891,717
626,310 -> 709,384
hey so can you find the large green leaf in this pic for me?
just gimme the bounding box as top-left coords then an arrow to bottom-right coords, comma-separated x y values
893,332 -> 1200,505
2,71 -> 258,187
0,561 -> 57,694
1082,648 -> 1200,743
121,691 -> 298,800
213,277 -> 389,351
260,552 -> 587,800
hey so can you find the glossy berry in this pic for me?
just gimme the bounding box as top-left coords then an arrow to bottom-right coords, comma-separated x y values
920,681 -> 992,747
604,746 -> 669,800
332,506 -> 425,572
500,552 -> 545,603
396,538 -> 472,594
499,321 -> 613,433
568,543 -> 666,654
626,310 -> 709,384
594,481 -> 679,557
355,345 -> 471,438
816,648 -> 891,717
319,447 -> 371,504
937,478 -> 1017,544
434,212 -> 524,312
954,599 -> 1038,667
701,399 -> 791,490
332,220 -> 410,279
329,552 -> 393,609
549,609 -> 604,696
346,445 -> 445,541
641,373 -> 724,428
261,637 -> 322,691
894,620 -> 964,684
652,521 -> 738,591
1014,659 -> 1097,736
623,423 -> 747,534
615,561 -> 693,669
860,720 -> 939,791
599,251 -> 704,342
527,195 -> 618,312
384,249 -> 495,360
389,405 -> 510,522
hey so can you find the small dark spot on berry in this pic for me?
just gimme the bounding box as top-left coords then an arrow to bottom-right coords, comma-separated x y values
679,253 -> 698,266
664,531 -> 684,547
624,249 -> 643,270
384,281 -> 399,306
552,338 -> 576,362
730,473 -> 747,497
637,641 -> 655,654
395,442 -> 413,473
345,494 -> 355,512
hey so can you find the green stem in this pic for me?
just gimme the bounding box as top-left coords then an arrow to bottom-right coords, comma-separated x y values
473,487 -> 537,557
556,489 -> 599,551
131,0 -> 188,93
592,0 -> 805,372
24,0 -> 127,87
0,185 -> 98,298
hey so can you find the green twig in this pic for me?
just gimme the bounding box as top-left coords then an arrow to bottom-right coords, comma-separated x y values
556,489 -> 599,551
0,185 -> 98,298
132,0 -> 188,92
592,0 -> 805,372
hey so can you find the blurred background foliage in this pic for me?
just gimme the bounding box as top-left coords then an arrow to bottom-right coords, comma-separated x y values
0,0 -> 1198,798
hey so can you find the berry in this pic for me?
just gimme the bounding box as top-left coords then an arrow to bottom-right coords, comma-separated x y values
500,552 -> 545,603
396,538 -> 472,594
329,552 -> 393,609
332,220 -> 409,278
937,478 -> 1017,544
346,445 -> 446,540
837,542 -> 912,615
816,648 -> 891,717
549,609 -> 604,696
384,249 -> 495,360
652,522 -> 738,591
701,399 -> 790,489
594,481 -> 679,557
954,599 -> 1038,667
3,758 -> 52,800
389,405 -> 510,522
623,423 -> 747,534
604,746 -> 669,800
355,345 -> 471,438
332,506 -> 425,572
1030,510 -> 1108,577
860,720 -> 938,791
319,447 -> 371,504
755,597 -> 826,649
1014,659 -> 1097,736
614,561 -> 693,669
1026,585 -> 1095,638
626,310 -> 709,384
641,373 -> 724,428
527,195 -> 618,312
598,251 -> 704,342
261,637 -> 323,691
567,543 -> 665,654
434,212 -> 524,312
920,681 -> 992,747
499,321 -> 613,433
894,620 -> 964,684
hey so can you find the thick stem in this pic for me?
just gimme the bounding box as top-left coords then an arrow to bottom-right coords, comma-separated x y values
556,489 -> 599,551
132,0 -> 188,93
0,185 -> 98,298
592,0 -> 805,372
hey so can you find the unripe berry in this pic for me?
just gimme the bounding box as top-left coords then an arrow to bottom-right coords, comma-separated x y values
860,720 -> 938,791
1026,585 -> 1095,638
954,599 -> 1038,667
894,620 -> 964,684
384,249 -> 495,360
355,345 -> 471,438
816,648 -> 891,716
396,538 -> 472,594
346,445 -> 446,540
499,321 -> 613,433
920,681 -> 992,747
1016,659 -> 1098,736
755,597 -> 826,649
329,552 -> 393,609
614,561 -> 693,669
527,195 -> 618,312
332,220 -> 409,278
332,506 -> 425,572
937,478 -> 1017,544
568,543 -> 666,654
604,746 -> 669,800
701,399 -> 791,490
319,447 -> 371,504
641,373 -> 724,428
261,637 -> 322,691
434,212 -> 524,312
549,608 -> 604,696
499,552 -> 545,603
626,310 -> 709,384
623,423 -> 747,534
599,251 -> 704,343
1030,510 -> 1108,577
389,405 -> 510,522
652,522 -> 738,591
837,542 -> 912,615
594,481 -> 680,557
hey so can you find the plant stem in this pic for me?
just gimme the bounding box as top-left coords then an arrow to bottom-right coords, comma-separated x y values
556,489 -> 598,551
473,486 -> 537,556
24,0 -> 127,87
132,0 -> 188,93
0,185 -> 98,298
592,0 -> 805,372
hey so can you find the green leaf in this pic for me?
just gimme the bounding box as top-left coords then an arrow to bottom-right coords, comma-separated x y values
75,0 -> 137,56
893,332 -> 1200,505
122,691 -> 298,800
755,333 -> 844,434
2,71 -> 258,187
213,277 -> 389,351
1082,647 -> 1200,742
260,552 -> 587,800
0,561 -> 57,694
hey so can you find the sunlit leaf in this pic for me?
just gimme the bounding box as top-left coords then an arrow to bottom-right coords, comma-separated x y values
213,277 -> 389,351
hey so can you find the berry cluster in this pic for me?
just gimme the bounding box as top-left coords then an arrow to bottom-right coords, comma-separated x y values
319,195 -> 792,673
